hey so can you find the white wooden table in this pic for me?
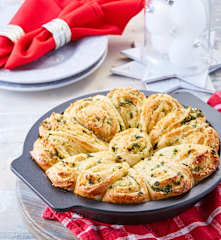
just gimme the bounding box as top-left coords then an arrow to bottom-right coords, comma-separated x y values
0,1 -> 221,239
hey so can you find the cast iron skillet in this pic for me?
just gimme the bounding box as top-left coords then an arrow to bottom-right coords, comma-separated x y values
11,90 -> 221,225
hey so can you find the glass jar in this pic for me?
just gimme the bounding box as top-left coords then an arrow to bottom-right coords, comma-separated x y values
143,0 -> 212,83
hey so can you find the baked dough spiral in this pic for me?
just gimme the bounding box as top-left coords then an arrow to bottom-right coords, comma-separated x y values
107,88 -> 145,128
31,88 -> 220,204
109,128 -> 152,166
64,95 -> 125,142
133,156 -> 194,200
154,144 -> 220,184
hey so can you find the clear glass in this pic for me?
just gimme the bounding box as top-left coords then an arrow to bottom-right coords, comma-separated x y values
143,0 -> 211,82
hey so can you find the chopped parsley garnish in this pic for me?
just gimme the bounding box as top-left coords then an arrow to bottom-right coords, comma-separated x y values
177,172 -> 184,178
211,149 -> 216,155
119,99 -> 135,107
151,185 -> 172,194
173,180 -> 181,186
173,148 -> 178,155
153,143 -> 158,150
154,181 -> 160,186
89,175 -> 94,185
112,146 -> 116,152
128,143 -> 140,152
193,166 -> 201,172
181,115 -> 196,125
135,135 -> 143,140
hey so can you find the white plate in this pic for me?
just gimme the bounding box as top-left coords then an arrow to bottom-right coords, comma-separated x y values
0,1 -> 108,84
0,36 -> 108,84
0,49 -> 107,92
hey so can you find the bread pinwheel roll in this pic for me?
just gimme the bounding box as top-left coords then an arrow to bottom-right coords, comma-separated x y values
64,95 -> 125,142
133,156 -> 194,200
46,151 -> 117,191
30,137 -> 60,171
107,88 -> 145,129
150,107 -> 205,146
157,120 -> 219,151
140,94 -> 182,134
154,144 -> 220,183
39,112 -> 108,152
75,162 -> 129,200
109,128 -> 152,166
103,168 -> 150,204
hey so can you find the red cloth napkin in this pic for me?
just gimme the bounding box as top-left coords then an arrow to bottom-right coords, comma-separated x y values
42,93 -> 221,240
208,91 -> 221,113
5,0 -> 144,69
0,0 -> 73,68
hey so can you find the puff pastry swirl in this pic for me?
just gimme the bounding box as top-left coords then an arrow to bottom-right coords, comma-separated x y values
64,95 -> 125,142
107,88 -> 145,128
31,88 -> 220,204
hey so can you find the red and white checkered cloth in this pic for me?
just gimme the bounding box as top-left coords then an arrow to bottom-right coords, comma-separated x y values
42,92 -> 221,240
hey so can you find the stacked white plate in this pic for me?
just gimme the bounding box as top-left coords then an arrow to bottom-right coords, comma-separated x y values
0,1 -> 108,91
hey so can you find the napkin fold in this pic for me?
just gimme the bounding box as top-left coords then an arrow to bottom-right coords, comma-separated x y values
0,0 -> 72,68
5,0 -> 144,69
42,94 -> 221,240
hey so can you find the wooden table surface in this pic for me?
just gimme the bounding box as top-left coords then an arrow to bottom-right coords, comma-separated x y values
0,1 -> 221,239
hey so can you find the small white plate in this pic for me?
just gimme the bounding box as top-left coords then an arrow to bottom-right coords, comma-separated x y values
0,49 -> 107,92
0,36 -> 108,84
0,1 -> 108,84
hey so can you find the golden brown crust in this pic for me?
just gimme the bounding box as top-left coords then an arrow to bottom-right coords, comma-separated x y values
46,155 -> 86,191
150,107 -> 205,146
39,113 -> 73,136
39,112 -> 108,153
140,94 -> 182,133
30,137 -> 60,171
157,120 -> 219,151
133,156 -> 194,200
107,88 -> 145,128
64,95 -> 125,142
30,90 -> 220,204
75,162 -> 130,200
154,144 -> 220,183
46,151 -> 116,191
103,168 -> 150,204
109,128 -> 152,166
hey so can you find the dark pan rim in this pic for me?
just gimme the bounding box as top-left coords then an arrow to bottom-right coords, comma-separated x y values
11,90 -> 221,215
